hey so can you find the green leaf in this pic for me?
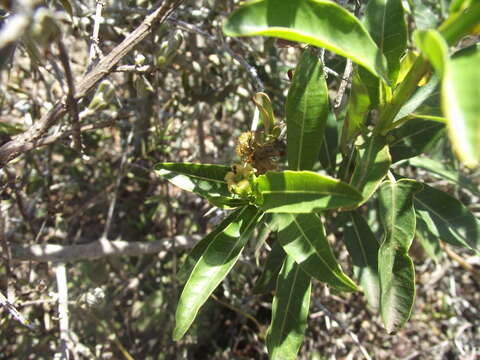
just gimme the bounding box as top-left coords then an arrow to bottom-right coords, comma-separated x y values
414,183 -> 480,254
394,73 -> 440,122
408,157 -> 480,196
154,162 -> 235,204
364,0 -> 407,84
58,0 -> 74,16
388,119 -> 445,163
256,170 -> 363,213
173,206 -> 262,340
343,67 -> 371,147
223,0 -> 389,82
414,30 -> 449,76
343,211 -> 380,308
286,48 -> 329,171
378,244 -> 416,334
177,208 -> 244,283
409,0 -> 440,30
266,255 -> 311,360
253,240 -> 286,294
276,213 -> 358,291
442,44 -> 480,167
319,111 -> 339,175
349,135 -> 391,206
415,215 -> 442,263
378,179 -> 422,333
253,92 -> 276,136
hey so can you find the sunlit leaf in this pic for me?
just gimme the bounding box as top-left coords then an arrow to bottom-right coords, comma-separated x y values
256,170 -> 363,213
349,135 -> 391,206
275,213 -> 358,291
442,44 -> 480,167
287,48 -> 329,171
364,0 -> 407,84
266,255 -> 311,360
177,208 -> 244,283
223,0 -> 389,81
173,206 -> 262,340
155,162 -> 241,207
378,179 -> 422,333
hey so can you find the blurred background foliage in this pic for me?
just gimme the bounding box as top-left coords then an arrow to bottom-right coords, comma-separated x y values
0,0 -> 478,359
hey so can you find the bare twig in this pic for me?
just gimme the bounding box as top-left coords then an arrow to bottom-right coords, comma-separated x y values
9,235 -> 201,263
57,38 -> 82,152
88,0 -> 105,65
334,58 -> 353,108
54,262 -> 70,360
0,0 -> 184,168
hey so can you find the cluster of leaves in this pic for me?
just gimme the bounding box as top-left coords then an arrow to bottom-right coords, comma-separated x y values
156,0 -> 480,358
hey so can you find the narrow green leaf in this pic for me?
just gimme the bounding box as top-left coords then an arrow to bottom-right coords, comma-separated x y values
154,162 -> 234,203
343,68 -> 371,147
343,211 -> 380,308
349,135 -> 391,206
58,0 -> 74,16
408,157 -> 480,196
253,240 -> 286,294
223,0 -> 389,81
177,208 -> 244,283
394,73 -> 440,122
442,44 -> 480,167
378,244 -> 416,334
364,0 -> 407,84
266,255 -> 311,360
388,119 -> 445,163
173,206 -> 262,340
414,183 -> 480,254
415,216 -> 442,263
256,170 -> 363,213
276,213 -> 358,292
414,30 -> 449,76
286,48 -> 329,171
378,179 -> 422,333
319,111 -> 339,175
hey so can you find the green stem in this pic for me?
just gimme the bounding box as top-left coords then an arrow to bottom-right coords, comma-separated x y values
375,56 -> 430,134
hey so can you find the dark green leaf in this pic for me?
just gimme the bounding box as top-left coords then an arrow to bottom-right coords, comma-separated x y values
173,206 -> 262,340
343,211 -> 380,308
256,170 -> 363,213
155,162 -> 236,205
319,111 -> 339,175
266,255 -> 311,360
286,48 -> 329,171
253,240 -> 286,294
388,119 -> 445,163
343,67 -> 371,147
177,208 -> 244,283
349,135 -> 391,206
223,0 -> 389,81
364,0 -> 407,84
408,157 -> 480,196
415,215 -> 442,263
414,183 -> 480,254
276,213 -> 358,291
378,179 -> 422,333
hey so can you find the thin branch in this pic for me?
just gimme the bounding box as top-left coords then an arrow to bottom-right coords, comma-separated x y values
9,235 -> 201,263
88,0 -> 105,65
54,262 -> 70,360
57,38 -> 82,152
0,0 -> 184,168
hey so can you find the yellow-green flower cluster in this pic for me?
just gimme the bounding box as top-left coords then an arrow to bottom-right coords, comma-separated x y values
224,163 -> 256,198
